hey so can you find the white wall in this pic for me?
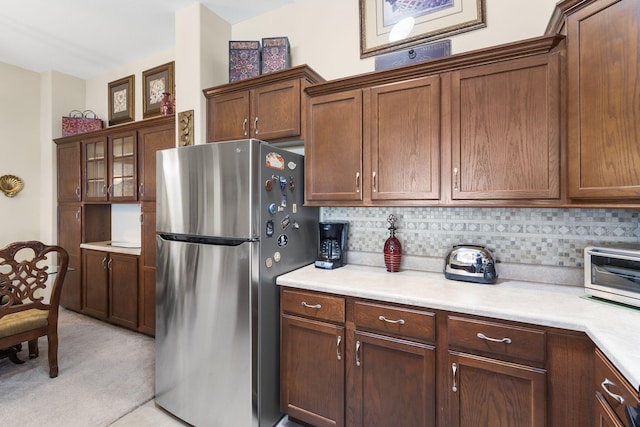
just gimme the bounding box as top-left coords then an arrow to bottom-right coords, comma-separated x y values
232,0 -> 560,80
0,62 -> 42,247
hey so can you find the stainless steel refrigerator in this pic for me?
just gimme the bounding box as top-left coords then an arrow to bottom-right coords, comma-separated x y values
155,139 -> 318,427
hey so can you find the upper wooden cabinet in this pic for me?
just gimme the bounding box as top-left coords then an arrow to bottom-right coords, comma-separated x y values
565,0 -> 640,201
305,35 -> 563,207
450,52 -> 561,201
82,131 -> 137,202
204,65 -> 324,144
137,120 -> 175,201
306,89 -> 363,203
57,141 -> 82,203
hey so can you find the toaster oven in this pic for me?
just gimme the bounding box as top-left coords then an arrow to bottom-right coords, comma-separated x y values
584,245 -> 640,308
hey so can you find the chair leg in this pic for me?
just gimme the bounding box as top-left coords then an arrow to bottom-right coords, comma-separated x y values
28,339 -> 39,359
47,332 -> 59,378
7,345 -> 24,364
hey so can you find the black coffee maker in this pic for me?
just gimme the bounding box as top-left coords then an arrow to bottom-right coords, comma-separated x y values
314,221 -> 348,269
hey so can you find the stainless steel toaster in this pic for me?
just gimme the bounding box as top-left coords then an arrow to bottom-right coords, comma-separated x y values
444,245 -> 498,284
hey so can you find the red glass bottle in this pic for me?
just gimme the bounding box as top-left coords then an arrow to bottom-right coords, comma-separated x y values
384,214 -> 402,272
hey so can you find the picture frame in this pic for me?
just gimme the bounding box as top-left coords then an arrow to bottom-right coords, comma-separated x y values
142,61 -> 174,118
359,0 -> 486,58
108,75 -> 135,126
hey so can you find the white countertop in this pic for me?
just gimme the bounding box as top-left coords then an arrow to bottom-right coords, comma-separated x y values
277,263 -> 640,391
80,241 -> 141,256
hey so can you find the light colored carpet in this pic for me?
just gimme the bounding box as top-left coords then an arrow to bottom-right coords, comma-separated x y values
0,307 -> 155,427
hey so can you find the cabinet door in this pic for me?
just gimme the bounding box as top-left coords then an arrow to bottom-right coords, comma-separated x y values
58,204 -> 82,311
348,330 -> 436,427
251,78 -> 301,140
137,120 -> 175,202
566,0 -> 640,199
139,204 -> 156,335
207,91 -> 250,142
82,250 -> 108,319
595,392 -> 625,427
306,90 -> 363,203
281,314 -> 344,427
447,351 -> 546,427
82,137 -> 108,201
108,132 -> 137,201
369,76 -> 440,201
57,141 -> 82,203
109,253 -> 138,330
450,53 -> 561,200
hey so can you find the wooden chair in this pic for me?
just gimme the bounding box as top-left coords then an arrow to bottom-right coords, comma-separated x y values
0,241 -> 69,378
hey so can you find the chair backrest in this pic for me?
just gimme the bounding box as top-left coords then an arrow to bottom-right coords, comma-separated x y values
0,241 -> 69,319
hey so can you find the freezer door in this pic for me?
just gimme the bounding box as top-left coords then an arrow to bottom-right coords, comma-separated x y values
155,236 -> 256,427
156,139 -> 260,239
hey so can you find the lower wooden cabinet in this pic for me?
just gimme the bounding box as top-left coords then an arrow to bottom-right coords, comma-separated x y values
82,249 -> 138,330
138,203 -> 156,336
446,351 -> 546,427
280,289 -> 346,427
348,330 -> 436,427
280,288 -> 618,427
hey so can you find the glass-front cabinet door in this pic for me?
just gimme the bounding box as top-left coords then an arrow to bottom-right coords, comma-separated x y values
108,132 -> 137,201
82,136 -> 107,201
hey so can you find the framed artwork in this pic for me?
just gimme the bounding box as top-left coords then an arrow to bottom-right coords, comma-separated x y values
359,0 -> 486,58
108,75 -> 135,126
142,61 -> 175,118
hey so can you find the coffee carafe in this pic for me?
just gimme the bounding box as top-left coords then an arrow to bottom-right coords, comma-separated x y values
314,221 -> 348,269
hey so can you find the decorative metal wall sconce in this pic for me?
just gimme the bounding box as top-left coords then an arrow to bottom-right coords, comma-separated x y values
0,175 -> 24,197
178,110 -> 194,146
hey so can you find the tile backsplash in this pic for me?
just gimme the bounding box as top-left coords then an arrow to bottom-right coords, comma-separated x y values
321,207 -> 640,269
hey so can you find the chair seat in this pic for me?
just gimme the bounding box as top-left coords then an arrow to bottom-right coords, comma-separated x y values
0,309 -> 48,338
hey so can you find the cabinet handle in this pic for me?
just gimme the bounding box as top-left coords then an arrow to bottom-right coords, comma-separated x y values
477,332 -> 512,344
102,184 -> 108,197
453,167 -> 459,191
107,258 -> 113,270
75,187 -> 81,201
301,301 -> 321,309
254,117 -> 259,135
601,378 -> 625,405
336,335 -> 342,361
242,118 -> 248,136
139,183 -> 144,196
75,208 -> 81,222
378,315 -> 405,325
356,340 -> 361,367
452,363 -> 458,392
372,171 -> 377,193
102,257 -> 108,270
355,172 -> 360,193
140,213 -> 144,224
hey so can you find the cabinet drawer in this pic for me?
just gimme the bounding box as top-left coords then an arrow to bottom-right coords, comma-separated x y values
354,301 -> 435,342
595,348 -> 640,424
448,315 -> 545,364
281,288 -> 345,323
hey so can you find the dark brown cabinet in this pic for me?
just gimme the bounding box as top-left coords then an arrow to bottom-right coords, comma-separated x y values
565,0 -> 640,201
57,204 -> 82,310
348,301 -> 436,427
450,52 -> 561,201
137,120 -> 174,202
138,203 -> 156,336
205,65 -> 324,144
57,141 -> 81,203
306,89 -> 363,203
82,249 -> 138,329
82,131 -> 137,202
446,351 -> 546,427
280,289 -> 345,427
594,348 -> 640,427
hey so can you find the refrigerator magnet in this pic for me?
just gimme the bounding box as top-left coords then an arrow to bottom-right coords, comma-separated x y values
266,152 -> 284,170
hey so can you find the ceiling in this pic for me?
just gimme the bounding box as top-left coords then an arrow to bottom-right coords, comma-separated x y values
0,0 -> 294,79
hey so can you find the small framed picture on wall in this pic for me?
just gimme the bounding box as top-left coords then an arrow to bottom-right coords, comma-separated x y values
142,61 -> 175,118
108,75 -> 135,126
